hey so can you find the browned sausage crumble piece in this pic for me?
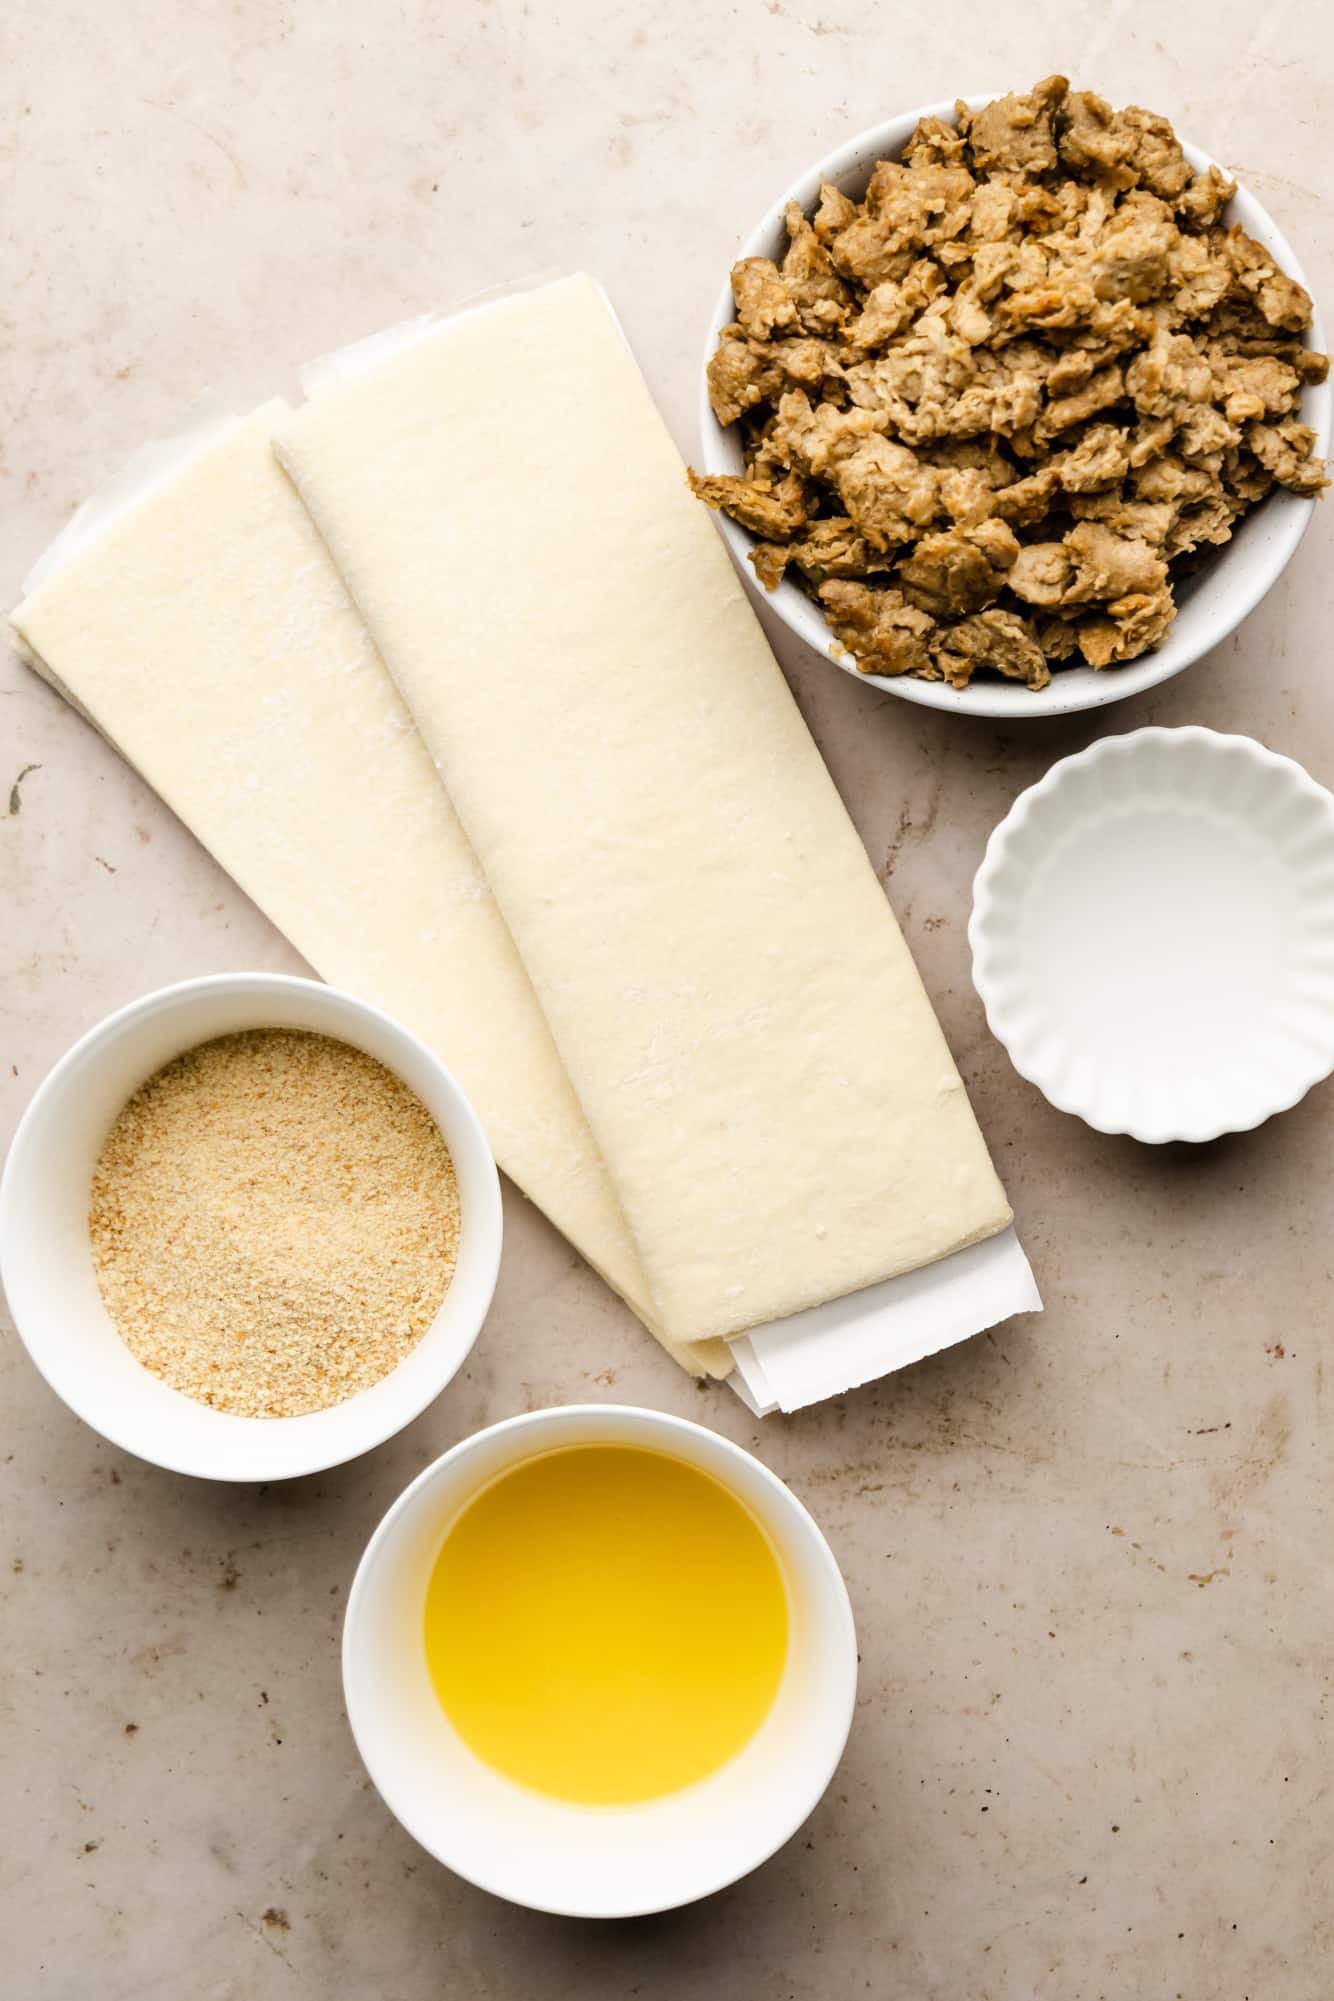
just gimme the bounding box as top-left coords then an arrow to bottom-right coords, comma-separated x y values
689,78 -> 1328,688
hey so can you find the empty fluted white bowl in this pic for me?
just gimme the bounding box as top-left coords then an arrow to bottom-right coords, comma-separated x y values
969,728 -> 1334,1140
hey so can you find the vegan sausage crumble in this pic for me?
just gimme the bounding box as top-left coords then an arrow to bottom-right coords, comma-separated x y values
690,77 -> 1328,689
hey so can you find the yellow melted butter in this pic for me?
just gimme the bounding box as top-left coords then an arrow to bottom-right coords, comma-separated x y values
423,1443 -> 790,1805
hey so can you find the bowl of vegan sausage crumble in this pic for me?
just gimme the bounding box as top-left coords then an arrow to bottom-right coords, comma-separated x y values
693,79 -> 1330,717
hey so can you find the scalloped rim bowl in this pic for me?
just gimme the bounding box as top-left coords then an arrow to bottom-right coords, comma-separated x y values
969,728 -> 1334,1141
697,97 -> 1330,718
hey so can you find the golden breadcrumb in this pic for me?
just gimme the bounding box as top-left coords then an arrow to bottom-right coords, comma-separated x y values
89,1029 -> 460,1418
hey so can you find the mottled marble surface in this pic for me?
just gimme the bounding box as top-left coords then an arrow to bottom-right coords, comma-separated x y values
4,4 -> 1334,1995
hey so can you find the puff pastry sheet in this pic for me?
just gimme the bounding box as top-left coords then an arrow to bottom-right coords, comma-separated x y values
10,404 -> 727,1376
275,277 -> 1012,1347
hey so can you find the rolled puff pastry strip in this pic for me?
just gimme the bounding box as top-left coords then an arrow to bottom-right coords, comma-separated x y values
274,276 -> 1012,1348
10,400 -> 727,1377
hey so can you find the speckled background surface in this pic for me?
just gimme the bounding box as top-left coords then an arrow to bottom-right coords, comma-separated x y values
3,4 -> 1334,1995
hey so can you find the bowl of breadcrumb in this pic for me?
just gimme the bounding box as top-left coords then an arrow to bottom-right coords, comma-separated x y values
0,974 -> 502,1481
692,79 -> 1330,717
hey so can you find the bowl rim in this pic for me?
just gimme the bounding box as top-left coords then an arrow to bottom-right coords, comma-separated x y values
342,1401 -> 859,1917
0,971 -> 503,1480
697,93 -> 1331,719
968,724 -> 1334,1140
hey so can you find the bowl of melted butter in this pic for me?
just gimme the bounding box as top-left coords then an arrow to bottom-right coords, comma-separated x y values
343,1404 -> 857,1916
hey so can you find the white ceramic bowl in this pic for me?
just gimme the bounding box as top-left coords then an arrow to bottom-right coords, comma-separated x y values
343,1403 -> 858,1917
698,98 -> 1330,718
969,727 -> 1334,1140
0,974 -> 502,1480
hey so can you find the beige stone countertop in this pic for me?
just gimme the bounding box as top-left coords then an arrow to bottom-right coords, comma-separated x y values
4,5 -> 1334,1996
